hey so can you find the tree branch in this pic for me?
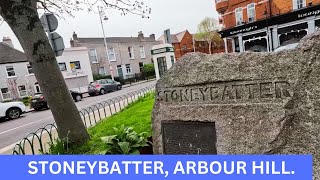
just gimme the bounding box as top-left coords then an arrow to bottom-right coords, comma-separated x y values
36,0 -> 150,19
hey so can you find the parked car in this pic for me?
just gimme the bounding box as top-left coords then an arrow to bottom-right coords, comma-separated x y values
274,43 -> 299,52
30,93 -> 49,111
0,101 -> 26,120
31,90 -> 83,111
70,90 -> 83,102
88,79 -> 122,96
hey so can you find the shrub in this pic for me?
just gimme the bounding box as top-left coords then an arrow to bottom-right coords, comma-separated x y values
93,74 -> 110,81
101,125 -> 150,155
21,96 -> 32,106
142,64 -> 155,77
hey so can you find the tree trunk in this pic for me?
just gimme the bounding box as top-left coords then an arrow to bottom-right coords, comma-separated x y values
0,0 -> 89,144
208,41 -> 212,54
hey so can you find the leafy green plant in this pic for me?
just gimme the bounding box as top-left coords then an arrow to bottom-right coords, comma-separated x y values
21,96 -> 32,106
93,74 -> 109,81
39,133 -> 72,155
142,64 -> 155,77
101,125 -> 150,155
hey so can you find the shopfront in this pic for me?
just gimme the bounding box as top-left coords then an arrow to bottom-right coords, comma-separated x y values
220,4 -> 320,53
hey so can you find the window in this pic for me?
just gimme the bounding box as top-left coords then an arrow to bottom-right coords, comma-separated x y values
18,85 -> 27,97
293,0 -> 306,10
99,67 -> 106,75
58,63 -> 67,71
235,8 -> 243,26
70,61 -> 81,69
139,46 -> 146,58
27,64 -> 33,74
182,44 -> 187,50
89,49 -> 98,63
106,79 -> 114,83
6,66 -> 15,77
247,3 -> 255,22
128,47 -> 135,59
98,79 -> 107,84
126,64 -> 131,73
171,56 -> 175,65
1,88 -> 11,100
108,47 -> 116,61
139,62 -> 144,72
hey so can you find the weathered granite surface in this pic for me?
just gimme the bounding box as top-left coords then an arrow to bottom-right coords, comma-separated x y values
152,30 -> 320,179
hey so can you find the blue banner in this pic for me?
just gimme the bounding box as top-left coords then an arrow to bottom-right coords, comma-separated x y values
0,155 -> 312,180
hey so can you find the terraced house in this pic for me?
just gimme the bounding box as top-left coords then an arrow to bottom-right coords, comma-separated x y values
216,0 -> 320,52
70,31 -> 159,79
0,38 -> 37,102
0,37 -> 94,102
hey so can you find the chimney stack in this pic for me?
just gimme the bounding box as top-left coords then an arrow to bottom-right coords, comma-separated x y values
149,34 -> 155,40
72,32 -> 78,41
70,38 -> 75,47
2,37 -> 14,48
138,31 -> 144,39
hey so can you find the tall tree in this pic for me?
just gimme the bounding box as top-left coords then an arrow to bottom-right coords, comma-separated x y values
0,0 -> 150,145
194,17 -> 222,54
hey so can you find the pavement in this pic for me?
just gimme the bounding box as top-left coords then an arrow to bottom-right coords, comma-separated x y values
0,80 -> 156,152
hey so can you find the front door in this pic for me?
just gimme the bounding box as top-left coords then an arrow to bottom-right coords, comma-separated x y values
117,65 -> 123,79
34,84 -> 41,93
157,57 -> 167,78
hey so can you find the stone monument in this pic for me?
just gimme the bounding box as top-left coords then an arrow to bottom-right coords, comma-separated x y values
152,31 -> 320,179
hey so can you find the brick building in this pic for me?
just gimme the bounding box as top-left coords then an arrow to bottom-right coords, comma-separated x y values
216,0 -> 320,52
157,30 -> 225,60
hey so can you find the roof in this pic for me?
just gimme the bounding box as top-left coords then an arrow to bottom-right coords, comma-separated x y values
0,43 -> 27,64
157,34 -> 179,43
156,30 -> 189,44
64,47 -> 88,52
77,36 -> 156,44
175,30 -> 187,42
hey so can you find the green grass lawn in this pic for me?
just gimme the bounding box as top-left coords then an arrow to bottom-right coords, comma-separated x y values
73,93 -> 155,154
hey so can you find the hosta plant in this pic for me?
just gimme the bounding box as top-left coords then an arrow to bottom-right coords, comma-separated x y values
101,125 -> 150,155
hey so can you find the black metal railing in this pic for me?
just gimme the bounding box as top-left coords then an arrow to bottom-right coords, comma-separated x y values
11,85 -> 155,155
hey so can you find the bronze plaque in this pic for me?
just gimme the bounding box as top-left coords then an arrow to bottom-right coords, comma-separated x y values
162,121 -> 217,154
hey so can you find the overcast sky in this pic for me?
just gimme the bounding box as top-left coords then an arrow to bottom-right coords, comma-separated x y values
0,0 -> 218,51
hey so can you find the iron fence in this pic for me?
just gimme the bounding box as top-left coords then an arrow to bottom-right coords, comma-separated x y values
11,85 -> 155,155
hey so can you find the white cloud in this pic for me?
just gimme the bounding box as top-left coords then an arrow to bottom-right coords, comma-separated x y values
0,0 -> 218,51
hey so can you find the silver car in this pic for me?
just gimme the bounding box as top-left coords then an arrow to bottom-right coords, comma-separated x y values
88,79 -> 122,96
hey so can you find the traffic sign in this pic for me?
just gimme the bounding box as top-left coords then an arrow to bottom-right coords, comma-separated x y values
70,63 -> 76,75
40,13 -> 58,32
51,32 -> 65,56
40,13 -> 65,57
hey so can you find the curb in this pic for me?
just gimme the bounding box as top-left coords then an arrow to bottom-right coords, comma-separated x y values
25,107 -> 35,113
122,79 -> 156,88
25,109 -> 35,114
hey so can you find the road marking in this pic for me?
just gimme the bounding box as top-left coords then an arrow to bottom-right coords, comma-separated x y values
0,82 -> 156,153
0,116 -> 53,135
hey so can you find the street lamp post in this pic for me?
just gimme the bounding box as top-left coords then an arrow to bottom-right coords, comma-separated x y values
98,6 -> 114,80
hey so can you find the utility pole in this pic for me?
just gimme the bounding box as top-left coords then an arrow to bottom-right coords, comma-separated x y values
192,35 -> 196,52
98,6 -> 114,81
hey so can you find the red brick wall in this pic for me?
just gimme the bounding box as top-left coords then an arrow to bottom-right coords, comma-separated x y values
173,43 -> 182,60
272,0 -> 320,15
218,0 -> 320,30
172,31 -> 225,60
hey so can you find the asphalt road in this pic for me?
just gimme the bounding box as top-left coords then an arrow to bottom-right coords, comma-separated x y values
0,80 -> 156,150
